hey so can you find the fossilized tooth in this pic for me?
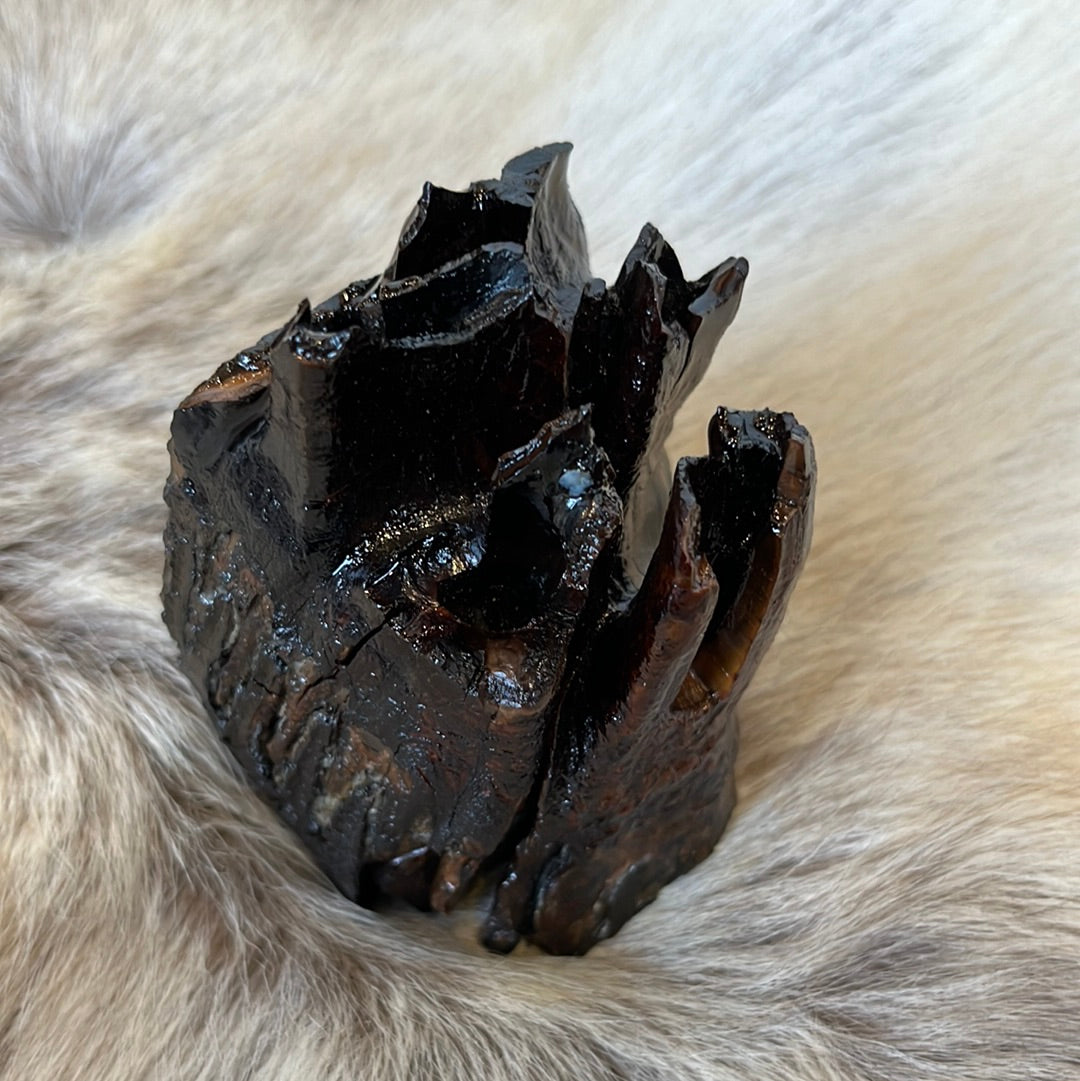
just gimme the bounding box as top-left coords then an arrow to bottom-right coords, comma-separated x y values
162,143 -> 815,953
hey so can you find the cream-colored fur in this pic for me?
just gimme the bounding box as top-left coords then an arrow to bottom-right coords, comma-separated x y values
2,2 -> 1078,1077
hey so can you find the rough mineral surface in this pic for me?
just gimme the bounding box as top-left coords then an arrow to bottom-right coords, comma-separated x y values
162,144 -> 815,954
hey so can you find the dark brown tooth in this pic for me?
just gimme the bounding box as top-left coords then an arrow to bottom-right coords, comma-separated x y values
163,143 -> 814,955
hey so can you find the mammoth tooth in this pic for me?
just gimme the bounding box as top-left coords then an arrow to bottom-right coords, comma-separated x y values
162,143 -> 815,954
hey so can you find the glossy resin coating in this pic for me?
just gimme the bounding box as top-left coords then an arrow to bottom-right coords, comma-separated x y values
163,144 -> 815,954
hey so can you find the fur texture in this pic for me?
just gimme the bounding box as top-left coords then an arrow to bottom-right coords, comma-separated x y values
2,1 -> 1079,1077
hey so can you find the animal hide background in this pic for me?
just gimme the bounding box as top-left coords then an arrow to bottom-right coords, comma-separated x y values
2,1 -> 1078,1078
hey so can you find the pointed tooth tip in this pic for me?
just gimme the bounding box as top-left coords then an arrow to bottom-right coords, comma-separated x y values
716,257 -> 749,292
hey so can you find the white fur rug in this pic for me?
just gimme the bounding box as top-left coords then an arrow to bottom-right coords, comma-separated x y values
2,2 -> 1078,1078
